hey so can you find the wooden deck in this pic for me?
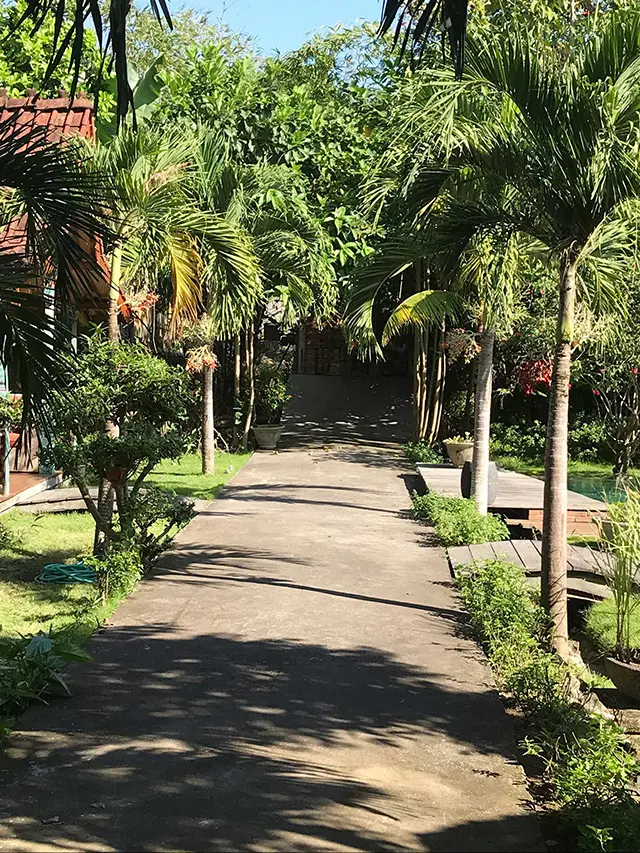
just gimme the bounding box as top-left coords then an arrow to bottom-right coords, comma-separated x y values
0,471 -> 63,513
416,463 -> 606,535
448,540 -> 612,601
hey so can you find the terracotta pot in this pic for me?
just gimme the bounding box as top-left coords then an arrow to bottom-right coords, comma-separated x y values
605,656 -> 640,703
444,441 -> 474,469
252,424 -> 284,450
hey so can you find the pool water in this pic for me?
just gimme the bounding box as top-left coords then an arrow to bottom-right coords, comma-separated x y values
567,476 -> 631,503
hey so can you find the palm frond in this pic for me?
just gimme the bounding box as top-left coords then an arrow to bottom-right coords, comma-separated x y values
380,0 -> 468,77
167,233 -> 203,334
343,236 -> 430,359
382,289 -> 460,345
12,0 -> 172,126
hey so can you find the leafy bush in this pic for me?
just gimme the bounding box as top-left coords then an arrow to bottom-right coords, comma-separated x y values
0,631 -> 91,718
402,441 -> 442,463
411,491 -> 509,546
490,419 -> 610,464
456,558 -> 640,851
254,359 -> 291,425
46,333 -> 195,557
490,421 -> 547,461
83,546 -> 143,604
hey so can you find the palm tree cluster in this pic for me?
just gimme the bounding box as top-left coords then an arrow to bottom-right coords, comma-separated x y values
346,11 -> 640,654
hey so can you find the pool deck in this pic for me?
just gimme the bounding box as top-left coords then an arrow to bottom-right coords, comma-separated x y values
416,463 -> 606,536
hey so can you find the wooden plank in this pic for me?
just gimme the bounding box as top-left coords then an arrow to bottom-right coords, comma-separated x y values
511,539 -> 542,573
467,542 -> 502,563
490,541 -> 521,566
448,545 -> 473,568
416,463 -> 606,513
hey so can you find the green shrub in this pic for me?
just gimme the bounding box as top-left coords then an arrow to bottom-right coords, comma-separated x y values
490,419 -> 610,464
83,546 -> 143,604
411,491 -> 509,546
455,558 -> 640,851
0,631 -> 91,718
402,441 -> 443,464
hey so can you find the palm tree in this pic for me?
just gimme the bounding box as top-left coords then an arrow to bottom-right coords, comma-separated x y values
0,117 -> 113,422
191,128 -> 336,458
394,15 -> 640,654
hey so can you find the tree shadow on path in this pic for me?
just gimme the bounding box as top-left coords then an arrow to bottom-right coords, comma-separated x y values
0,628 -> 537,852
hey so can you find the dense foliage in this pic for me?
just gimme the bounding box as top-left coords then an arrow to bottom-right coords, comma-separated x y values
47,335 -> 195,561
411,491 -> 509,546
456,559 -> 640,852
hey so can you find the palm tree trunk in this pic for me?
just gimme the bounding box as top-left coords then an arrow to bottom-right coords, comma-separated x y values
542,250 -> 578,658
202,364 -> 215,475
471,325 -> 495,515
96,244 -> 122,553
419,329 -> 429,439
425,321 -> 446,444
232,331 -> 241,448
241,323 -> 255,452
108,244 -> 122,343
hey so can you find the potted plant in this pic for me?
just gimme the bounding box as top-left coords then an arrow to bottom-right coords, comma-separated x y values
594,490 -> 640,701
443,433 -> 474,468
252,359 -> 291,450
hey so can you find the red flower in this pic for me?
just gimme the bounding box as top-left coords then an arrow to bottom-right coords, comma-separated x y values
593,389 -> 601,396
633,368 -> 639,376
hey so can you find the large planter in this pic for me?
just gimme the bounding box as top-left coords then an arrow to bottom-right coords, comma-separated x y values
252,424 -> 284,450
605,656 -> 640,703
461,460 -> 499,506
444,441 -> 474,469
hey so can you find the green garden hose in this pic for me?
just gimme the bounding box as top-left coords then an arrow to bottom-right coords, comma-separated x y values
35,562 -> 97,585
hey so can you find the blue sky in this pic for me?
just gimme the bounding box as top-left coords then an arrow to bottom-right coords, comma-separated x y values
195,0 -> 382,54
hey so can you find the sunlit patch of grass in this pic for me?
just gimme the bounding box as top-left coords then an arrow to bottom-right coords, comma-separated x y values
148,450 -> 252,501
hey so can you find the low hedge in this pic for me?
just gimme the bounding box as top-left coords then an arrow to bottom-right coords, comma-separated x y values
411,491 -> 509,546
456,558 -> 640,852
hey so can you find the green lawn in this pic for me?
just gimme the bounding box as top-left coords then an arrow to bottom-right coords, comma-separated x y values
0,451 -> 251,638
584,597 -> 640,655
494,456 -> 624,479
148,450 -> 252,500
0,511 -> 95,637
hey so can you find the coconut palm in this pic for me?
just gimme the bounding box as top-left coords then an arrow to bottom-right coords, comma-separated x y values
391,14 -> 640,654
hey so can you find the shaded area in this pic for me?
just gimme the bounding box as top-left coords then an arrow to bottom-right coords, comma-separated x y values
284,375 -> 412,452
0,375 -> 544,852
1,629 -> 540,852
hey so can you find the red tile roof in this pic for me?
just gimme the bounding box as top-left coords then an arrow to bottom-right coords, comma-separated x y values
0,90 -> 95,142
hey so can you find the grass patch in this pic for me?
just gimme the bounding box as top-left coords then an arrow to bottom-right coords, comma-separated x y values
494,456 -> 629,479
585,597 -> 640,657
411,491 -> 509,546
148,450 -> 252,501
0,451 -> 251,639
0,511 -> 96,637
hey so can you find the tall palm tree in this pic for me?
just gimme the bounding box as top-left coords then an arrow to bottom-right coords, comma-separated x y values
188,129 -> 335,465
393,14 -> 640,655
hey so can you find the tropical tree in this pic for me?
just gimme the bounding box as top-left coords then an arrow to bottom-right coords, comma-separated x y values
189,128 -> 335,460
0,118 -> 112,422
389,14 -> 640,654
343,236 -> 459,443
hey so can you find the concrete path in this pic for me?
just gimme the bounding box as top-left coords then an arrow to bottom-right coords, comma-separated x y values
0,377 -> 543,852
